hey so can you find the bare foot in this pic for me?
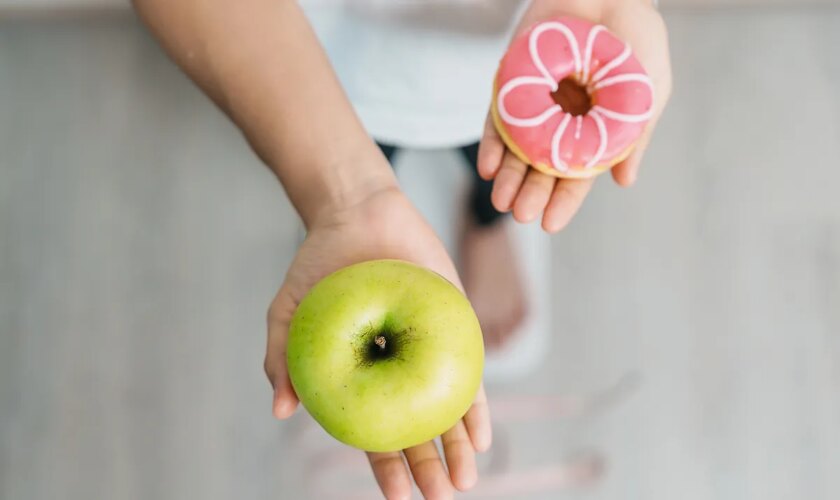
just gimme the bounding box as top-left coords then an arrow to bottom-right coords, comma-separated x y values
459,218 -> 528,351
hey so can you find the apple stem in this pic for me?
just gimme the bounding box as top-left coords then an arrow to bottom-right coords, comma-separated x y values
374,335 -> 386,350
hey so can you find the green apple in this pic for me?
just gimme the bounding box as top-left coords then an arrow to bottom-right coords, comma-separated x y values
286,259 -> 484,452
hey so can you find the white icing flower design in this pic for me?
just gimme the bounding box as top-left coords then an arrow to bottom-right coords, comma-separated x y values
497,21 -> 654,171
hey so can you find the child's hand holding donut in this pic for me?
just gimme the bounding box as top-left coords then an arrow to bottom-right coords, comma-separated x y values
478,0 -> 672,233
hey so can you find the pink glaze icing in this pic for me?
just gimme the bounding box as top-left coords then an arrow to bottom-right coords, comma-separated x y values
495,17 -> 654,174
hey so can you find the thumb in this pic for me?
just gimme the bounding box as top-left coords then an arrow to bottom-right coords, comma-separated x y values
611,95 -> 667,187
264,284 -> 300,419
610,126 -> 652,187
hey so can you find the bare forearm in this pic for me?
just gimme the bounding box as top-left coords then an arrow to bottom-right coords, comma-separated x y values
133,0 -> 396,226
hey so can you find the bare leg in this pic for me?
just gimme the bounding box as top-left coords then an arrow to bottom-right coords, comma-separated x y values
459,216 -> 528,351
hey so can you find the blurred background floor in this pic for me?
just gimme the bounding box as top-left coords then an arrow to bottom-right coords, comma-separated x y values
2,5 -> 840,500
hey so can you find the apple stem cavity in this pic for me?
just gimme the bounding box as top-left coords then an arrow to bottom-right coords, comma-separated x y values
356,323 -> 414,365
374,335 -> 387,350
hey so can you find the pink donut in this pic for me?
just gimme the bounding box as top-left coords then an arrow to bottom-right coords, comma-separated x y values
491,17 -> 654,178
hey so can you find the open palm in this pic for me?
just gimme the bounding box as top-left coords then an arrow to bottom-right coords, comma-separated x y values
478,0 -> 672,232
264,187 -> 491,499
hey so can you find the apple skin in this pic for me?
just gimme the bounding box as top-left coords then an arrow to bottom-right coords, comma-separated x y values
286,259 -> 484,452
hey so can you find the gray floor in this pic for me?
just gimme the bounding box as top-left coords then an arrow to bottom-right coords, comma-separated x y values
2,7 -> 840,500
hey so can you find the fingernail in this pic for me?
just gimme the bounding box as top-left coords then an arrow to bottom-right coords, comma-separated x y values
455,469 -> 478,491
272,389 -> 285,419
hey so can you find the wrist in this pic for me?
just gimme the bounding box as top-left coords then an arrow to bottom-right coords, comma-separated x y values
290,147 -> 400,230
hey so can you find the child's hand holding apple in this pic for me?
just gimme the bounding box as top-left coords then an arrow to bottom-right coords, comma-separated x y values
264,187 -> 491,499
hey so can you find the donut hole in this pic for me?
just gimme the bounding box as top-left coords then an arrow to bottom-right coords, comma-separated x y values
550,77 -> 592,116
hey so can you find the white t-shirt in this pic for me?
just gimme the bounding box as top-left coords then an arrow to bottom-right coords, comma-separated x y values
303,1 -> 526,148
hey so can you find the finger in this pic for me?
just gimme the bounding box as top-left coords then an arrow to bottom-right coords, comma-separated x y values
611,120 -> 654,187
611,22 -> 672,188
490,152 -> 528,213
463,384 -> 492,452
441,421 -> 477,491
541,178 -> 595,233
404,441 -> 454,500
265,287 -> 300,419
368,452 -> 412,500
512,169 -> 557,224
611,76 -> 669,187
477,114 -> 506,180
